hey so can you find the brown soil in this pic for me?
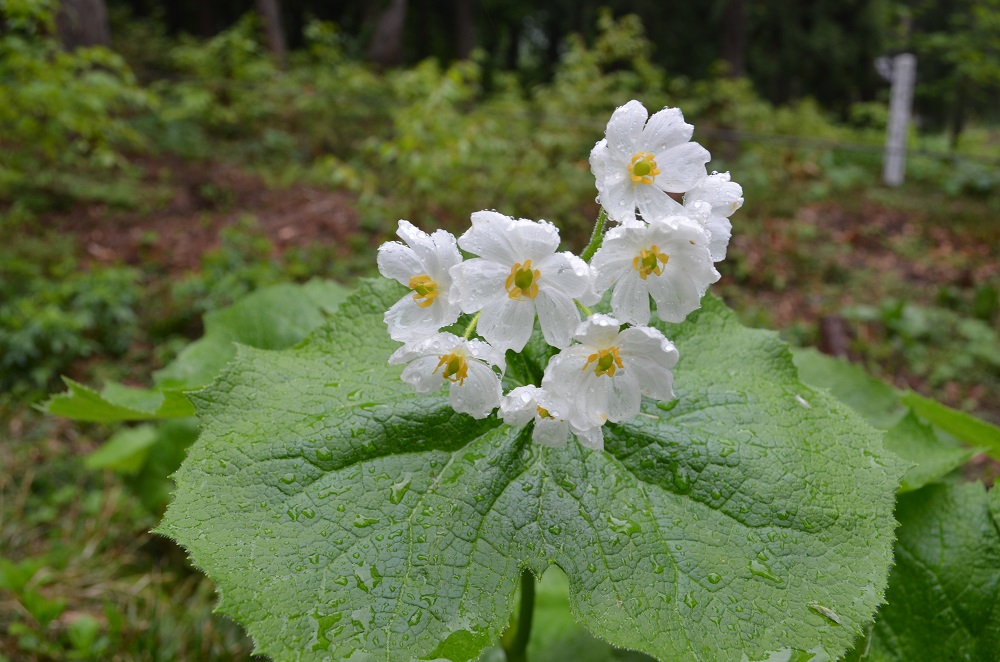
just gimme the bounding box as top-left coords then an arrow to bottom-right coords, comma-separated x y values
44,155 -> 360,274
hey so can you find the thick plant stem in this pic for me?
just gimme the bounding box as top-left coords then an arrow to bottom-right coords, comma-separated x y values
580,208 -> 608,263
462,311 -> 482,339
505,569 -> 536,662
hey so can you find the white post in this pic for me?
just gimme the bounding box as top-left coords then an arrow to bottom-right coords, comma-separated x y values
882,53 -> 917,187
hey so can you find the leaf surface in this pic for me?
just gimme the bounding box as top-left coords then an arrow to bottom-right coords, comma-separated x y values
845,482 -> 1000,661
159,280 -> 902,661
882,413 -> 979,492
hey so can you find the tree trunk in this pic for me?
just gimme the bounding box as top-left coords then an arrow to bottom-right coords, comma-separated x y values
257,0 -> 287,68
56,0 -> 110,50
721,0 -> 746,77
369,0 -> 408,68
455,0 -> 475,60
949,77 -> 967,151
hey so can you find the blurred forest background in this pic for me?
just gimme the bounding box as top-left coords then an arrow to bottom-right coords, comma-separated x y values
1,0 -> 999,659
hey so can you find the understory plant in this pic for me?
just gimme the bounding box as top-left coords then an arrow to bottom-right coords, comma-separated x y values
42,96 -> 1000,661
154,101 -> 908,661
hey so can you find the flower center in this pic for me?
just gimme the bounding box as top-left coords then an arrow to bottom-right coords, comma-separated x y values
408,274 -> 439,308
536,405 -> 553,419
434,352 -> 468,385
505,260 -> 541,300
628,152 -> 660,185
583,346 -> 624,378
632,245 -> 669,280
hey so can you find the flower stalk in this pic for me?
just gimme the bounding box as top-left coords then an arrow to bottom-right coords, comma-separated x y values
580,208 -> 608,263
504,569 -> 536,662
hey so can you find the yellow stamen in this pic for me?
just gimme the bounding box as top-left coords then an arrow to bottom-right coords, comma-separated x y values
433,352 -> 469,385
582,346 -> 624,378
632,246 -> 669,280
628,152 -> 660,185
505,260 -> 541,300
536,405 -> 553,419
408,274 -> 439,308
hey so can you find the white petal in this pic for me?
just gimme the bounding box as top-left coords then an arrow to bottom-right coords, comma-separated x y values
396,220 -> 441,267
610,269 -> 651,326
466,338 -> 506,373
635,184 -> 685,222
476,295 -> 535,353
573,314 -> 621,349
400,355 -> 448,394
646,267 -> 705,323
450,259 -> 508,313
384,295 -> 444,343
377,241 -> 424,284
542,353 -> 606,430
533,418 -> 570,448
591,225 -> 643,292
500,385 -> 541,427
429,229 -> 462,272
460,211 -> 520,264
450,361 -> 500,418
641,107 -> 694,153
589,139 -> 611,181
606,371 -> 641,423
686,171 -> 744,217
430,297 -> 463,329
536,252 -> 590,298
535,289 -> 581,349
572,425 -> 604,451
654,142 -> 710,192
704,215 -> 733,262
580,375 -> 609,427
604,100 -> 648,158
388,332 -> 462,365
619,326 -> 679,402
600,176 -> 638,224
508,218 -> 560,262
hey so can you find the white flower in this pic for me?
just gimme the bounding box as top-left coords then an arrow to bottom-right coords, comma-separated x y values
450,211 -> 593,353
590,100 -> 711,224
590,215 -> 720,325
500,385 -> 604,450
543,315 -> 679,430
377,220 -> 463,343
388,333 -> 504,419
683,171 -> 744,262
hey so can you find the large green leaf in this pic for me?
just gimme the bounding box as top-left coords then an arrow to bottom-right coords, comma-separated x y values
43,280 -> 351,422
900,392 -> 1000,460
154,279 -> 351,389
791,349 -> 905,430
791,349 -> 992,484
845,482 -> 1000,661
881,413 -> 979,493
43,378 -> 193,422
159,279 -> 902,662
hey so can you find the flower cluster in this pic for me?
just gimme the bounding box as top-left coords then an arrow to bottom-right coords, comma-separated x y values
377,100 -> 742,451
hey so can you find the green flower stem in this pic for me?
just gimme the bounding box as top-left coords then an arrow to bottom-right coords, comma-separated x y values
575,300 -> 593,317
504,569 -> 536,662
463,311 -> 482,339
580,208 -> 608,263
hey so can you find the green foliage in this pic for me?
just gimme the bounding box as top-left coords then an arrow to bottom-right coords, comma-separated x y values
792,348 -> 1000,463
45,279 -> 351,422
170,218 -> 287,315
845,482 -> 1000,661
0,1 -> 153,209
160,279 -> 902,661
0,236 -> 139,397
842,299 -> 1000,393
0,411 -> 255,661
